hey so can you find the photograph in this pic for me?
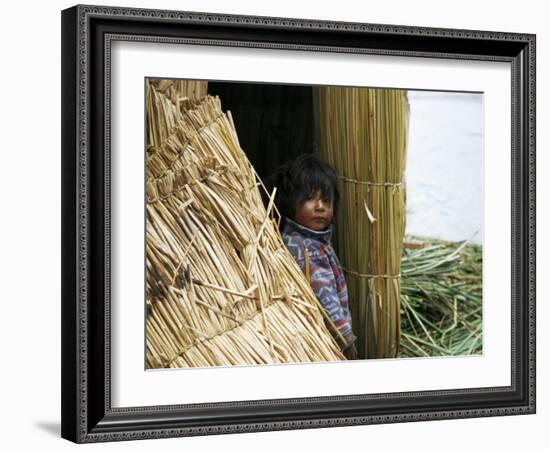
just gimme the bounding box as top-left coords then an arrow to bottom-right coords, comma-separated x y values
145,78 -> 483,369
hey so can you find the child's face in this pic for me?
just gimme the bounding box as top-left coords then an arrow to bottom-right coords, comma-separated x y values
294,190 -> 334,231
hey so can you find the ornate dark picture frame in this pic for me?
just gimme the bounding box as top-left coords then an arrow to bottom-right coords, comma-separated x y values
61,4 -> 536,443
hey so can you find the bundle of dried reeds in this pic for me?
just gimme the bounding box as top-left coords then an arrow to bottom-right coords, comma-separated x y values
313,87 -> 409,359
146,88 -> 345,368
147,80 -> 208,157
149,79 -> 209,106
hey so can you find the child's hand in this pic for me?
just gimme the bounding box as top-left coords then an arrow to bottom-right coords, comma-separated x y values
343,343 -> 358,360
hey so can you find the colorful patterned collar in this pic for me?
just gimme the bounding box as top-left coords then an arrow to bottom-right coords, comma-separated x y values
283,218 -> 333,244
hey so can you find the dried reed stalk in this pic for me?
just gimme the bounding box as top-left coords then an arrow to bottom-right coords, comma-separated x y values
313,87 -> 409,359
146,87 -> 345,368
147,79 -> 208,158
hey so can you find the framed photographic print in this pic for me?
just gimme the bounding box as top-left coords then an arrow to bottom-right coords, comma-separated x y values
61,4 -> 536,443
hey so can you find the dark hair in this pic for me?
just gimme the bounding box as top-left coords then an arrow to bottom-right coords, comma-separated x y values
265,154 -> 339,224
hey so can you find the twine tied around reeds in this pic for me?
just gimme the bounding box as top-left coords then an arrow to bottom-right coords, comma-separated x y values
342,268 -> 402,280
338,176 -> 404,190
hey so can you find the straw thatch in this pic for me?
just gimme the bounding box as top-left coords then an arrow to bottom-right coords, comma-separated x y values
147,79 -> 209,156
313,87 -> 409,359
146,82 -> 345,369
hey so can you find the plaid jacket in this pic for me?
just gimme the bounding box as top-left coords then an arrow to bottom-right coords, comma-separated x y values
282,219 -> 356,350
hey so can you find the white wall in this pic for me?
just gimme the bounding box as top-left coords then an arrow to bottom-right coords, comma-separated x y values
0,0 -> 545,447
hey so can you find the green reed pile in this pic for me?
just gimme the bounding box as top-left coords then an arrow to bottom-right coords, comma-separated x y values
399,236 -> 483,358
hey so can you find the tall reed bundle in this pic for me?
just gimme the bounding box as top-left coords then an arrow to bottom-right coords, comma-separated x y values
313,87 -> 409,359
146,91 -> 345,368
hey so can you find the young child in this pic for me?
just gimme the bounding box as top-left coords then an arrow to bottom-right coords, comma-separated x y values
268,154 -> 357,360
